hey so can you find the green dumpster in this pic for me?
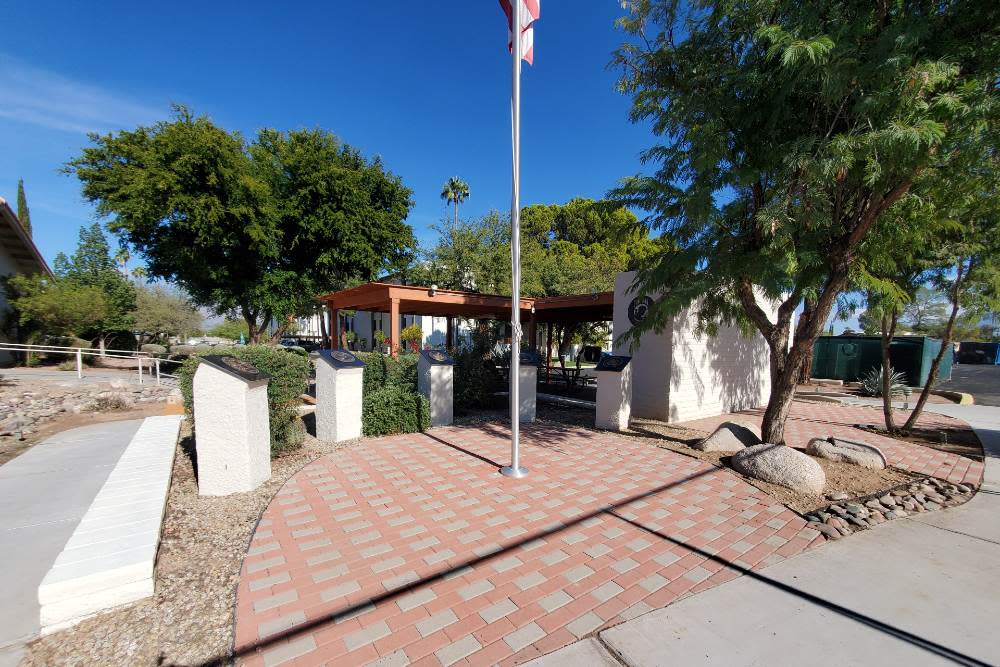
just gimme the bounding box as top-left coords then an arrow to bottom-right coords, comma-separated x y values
810,335 -> 951,386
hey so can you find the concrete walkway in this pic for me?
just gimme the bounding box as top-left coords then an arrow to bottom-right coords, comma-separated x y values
0,419 -> 142,667
528,403 -> 1000,667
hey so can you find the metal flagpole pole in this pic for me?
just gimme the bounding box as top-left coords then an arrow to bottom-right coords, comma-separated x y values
501,0 -> 527,478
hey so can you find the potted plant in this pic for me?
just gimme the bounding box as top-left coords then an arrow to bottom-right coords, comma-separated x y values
401,324 -> 423,353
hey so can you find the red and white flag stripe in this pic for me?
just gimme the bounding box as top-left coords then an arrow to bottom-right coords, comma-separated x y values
499,0 -> 540,64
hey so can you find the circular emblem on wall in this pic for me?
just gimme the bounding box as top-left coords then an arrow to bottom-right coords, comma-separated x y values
627,295 -> 654,326
331,350 -> 356,363
428,350 -> 448,362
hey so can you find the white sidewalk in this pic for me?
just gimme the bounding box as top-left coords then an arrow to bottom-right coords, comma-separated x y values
528,403 -> 1000,667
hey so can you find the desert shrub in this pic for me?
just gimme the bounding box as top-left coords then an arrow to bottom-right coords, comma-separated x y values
91,393 -> 134,411
171,344 -> 196,356
860,366 -> 907,397
354,351 -> 428,436
452,329 -> 503,412
57,359 -> 76,371
140,343 -> 167,354
179,345 -> 311,456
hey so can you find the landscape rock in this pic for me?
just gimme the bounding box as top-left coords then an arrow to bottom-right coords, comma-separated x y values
730,443 -> 826,495
827,491 -> 851,501
806,437 -> 887,469
693,421 -> 762,453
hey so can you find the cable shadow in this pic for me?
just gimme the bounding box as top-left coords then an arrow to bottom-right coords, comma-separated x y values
608,510 -> 991,667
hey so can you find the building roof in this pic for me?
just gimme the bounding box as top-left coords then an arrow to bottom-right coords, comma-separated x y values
319,282 -> 613,322
0,197 -> 52,276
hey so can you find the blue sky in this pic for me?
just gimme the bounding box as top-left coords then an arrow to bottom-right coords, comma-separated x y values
0,1 -> 651,266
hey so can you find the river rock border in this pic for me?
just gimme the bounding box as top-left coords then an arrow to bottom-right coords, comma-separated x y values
804,476 -> 976,539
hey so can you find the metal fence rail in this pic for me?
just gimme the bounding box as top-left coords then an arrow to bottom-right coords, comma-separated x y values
0,342 -> 184,386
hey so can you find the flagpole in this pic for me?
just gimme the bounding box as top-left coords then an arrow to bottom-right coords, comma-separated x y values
501,0 -> 527,478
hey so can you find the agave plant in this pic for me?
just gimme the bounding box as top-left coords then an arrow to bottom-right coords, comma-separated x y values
860,366 -> 908,397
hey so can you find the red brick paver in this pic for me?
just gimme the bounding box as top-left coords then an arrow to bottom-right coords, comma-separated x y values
233,423 -> 823,666
677,403 -> 985,488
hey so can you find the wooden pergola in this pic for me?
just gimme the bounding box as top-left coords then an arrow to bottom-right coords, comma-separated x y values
318,282 -> 614,357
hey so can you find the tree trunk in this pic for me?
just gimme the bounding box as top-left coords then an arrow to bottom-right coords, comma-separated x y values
797,298 -> 817,381
903,258 -> 968,432
454,201 -> 459,227
880,307 -> 900,433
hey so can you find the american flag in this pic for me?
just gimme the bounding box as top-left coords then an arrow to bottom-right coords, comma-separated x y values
499,0 -> 540,64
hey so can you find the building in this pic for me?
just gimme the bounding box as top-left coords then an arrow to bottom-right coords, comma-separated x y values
320,273 -> 774,424
0,197 -> 52,365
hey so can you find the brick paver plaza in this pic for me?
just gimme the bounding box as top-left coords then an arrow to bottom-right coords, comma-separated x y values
233,403 -> 983,666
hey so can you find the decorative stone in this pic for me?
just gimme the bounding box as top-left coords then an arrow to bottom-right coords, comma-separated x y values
827,491 -> 851,501
924,501 -> 942,511
694,421 -> 762,453
595,355 -> 632,432
730,443 -> 826,495
878,494 -> 896,507
315,350 -> 365,443
806,437 -> 887,469
889,509 -> 909,519
811,522 -> 840,539
193,356 -> 271,496
417,350 -> 454,427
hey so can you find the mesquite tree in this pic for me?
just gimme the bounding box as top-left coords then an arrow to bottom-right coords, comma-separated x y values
66,107 -> 415,343
612,0 -> 999,444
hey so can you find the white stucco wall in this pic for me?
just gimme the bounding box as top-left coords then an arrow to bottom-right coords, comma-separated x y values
666,303 -> 772,422
613,272 -> 672,420
0,241 -> 19,366
315,362 -> 364,442
613,271 -> 775,424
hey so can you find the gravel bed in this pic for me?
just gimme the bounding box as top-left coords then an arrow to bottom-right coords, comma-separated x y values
22,421 -> 352,667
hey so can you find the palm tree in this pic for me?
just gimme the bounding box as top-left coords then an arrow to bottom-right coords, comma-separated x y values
440,176 -> 470,226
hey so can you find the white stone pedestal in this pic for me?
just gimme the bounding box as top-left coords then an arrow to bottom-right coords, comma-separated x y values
316,350 -> 365,443
518,357 -> 538,423
596,356 -> 633,431
193,356 -> 271,496
418,350 -> 454,427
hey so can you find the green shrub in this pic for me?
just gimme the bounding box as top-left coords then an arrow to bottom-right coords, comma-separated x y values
363,384 -> 430,436
58,359 -> 76,371
140,343 -> 167,354
171,344 -> 196,356
354,351 -> 428,436
452,329 -> 503,412
178,345 -> 311,456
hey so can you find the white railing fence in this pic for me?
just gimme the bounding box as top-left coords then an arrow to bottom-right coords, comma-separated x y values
0,342 -> 185,386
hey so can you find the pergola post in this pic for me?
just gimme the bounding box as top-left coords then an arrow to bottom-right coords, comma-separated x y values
329,306 -> 338,350
446,316 -> 454,350
390,298 -> 401,357
527,313 -> 537,353
545,323 -> 553,384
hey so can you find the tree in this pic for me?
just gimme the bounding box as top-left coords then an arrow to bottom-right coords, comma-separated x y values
612,0 -> 999,444
208,318 -> 249,341
15,178 -> 31,237
53,223 -> 137,352
440,177 -> 470,226
4,274 -> 109,340
901,287 -> 950,332
132,285 -> 203,346
66,107 -> 415,344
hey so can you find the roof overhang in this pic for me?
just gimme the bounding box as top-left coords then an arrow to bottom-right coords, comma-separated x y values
0,198 -> 52,277
319,282 -> 613,323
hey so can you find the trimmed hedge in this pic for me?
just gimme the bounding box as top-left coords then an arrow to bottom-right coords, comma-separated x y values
354,351 -> 428,436
179,345 -> 311,456
140,343 -> 167,354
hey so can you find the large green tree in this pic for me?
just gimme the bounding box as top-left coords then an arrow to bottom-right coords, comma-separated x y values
15,178 -> 31,237
613,0 -> 999,443
4,274 -> 109,341
53,223 -> 137,351
66,107 -> 415,343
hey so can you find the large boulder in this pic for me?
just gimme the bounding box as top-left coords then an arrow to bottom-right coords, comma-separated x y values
806,437 -> 887,470
693,421 -> 762,453
731,443 -> 826,495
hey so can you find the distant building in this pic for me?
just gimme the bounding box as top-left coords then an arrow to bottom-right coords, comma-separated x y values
0,197 -> 52,365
